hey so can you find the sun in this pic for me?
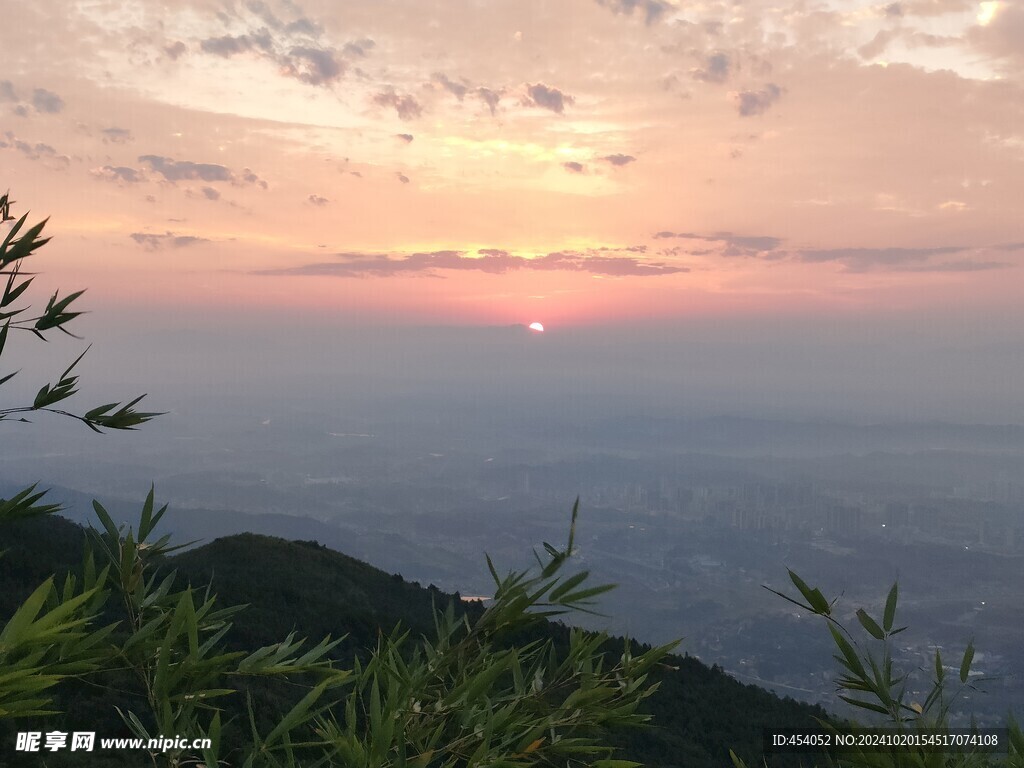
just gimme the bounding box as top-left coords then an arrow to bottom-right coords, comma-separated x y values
528,322 -> 545,332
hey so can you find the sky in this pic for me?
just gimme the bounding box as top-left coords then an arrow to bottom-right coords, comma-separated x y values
1,0 -> 1021,331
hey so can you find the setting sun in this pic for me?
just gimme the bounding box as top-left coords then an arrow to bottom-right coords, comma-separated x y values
528,322 -> 545,332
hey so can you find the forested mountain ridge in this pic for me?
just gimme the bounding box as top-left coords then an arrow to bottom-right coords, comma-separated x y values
0,513 -> 827,767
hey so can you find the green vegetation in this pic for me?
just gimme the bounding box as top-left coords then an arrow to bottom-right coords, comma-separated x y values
727,572 -> 1024,768
0,496 -> 674,766
2,190 -> 1021,767
0,191 -> 673,766
1,512 -> 832,767
0,188 -> 161,724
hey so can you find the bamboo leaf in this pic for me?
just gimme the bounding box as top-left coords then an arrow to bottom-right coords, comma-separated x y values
883,582 -> 898,633
960,641 -> 975,684
856,609 -> 885,641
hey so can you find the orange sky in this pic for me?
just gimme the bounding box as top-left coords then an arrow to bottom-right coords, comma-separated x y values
2,0 -> 1022,327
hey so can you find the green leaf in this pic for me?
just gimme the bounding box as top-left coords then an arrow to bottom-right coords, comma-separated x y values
1,213 -> 29,255
0,578 -> 54,642
0,484 -> 61,521
883,583 -> 898,633
788,570 -> 830,615
856,609 -> 885,641
2,217 -> 50,267
559,583 -> 615,606
1007,716 -> 1024,756
1,274 -> 33,308
549,569 -> 590,602
828,623 -> 867,680
838,695 -> 891,715
485,553 -> 501,587
263,678 -> 336,747
566,495 -> 579,553
91,500 -> 121,542
959,641 -> 975,684
138,486 -> 156,541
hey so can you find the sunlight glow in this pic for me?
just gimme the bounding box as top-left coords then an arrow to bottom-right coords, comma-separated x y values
528,322 -> 545,332
978,1 -> 1000,26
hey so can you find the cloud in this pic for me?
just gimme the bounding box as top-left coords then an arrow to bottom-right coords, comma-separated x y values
692,52 -> 731,83
653,230 -> 782,255
432,72 -> 469,100
594,0 -> 673,25
240,0 -> 325,38
32,88 -> 64,113
196,6 -> 352,88
308,193 -> 329,205
0,81 -> 18,102
396,133 -> 414,143
431,73 -> 502,115
859,30 -> 896,60
286,17 -> 324,36
101,127 -> 133,144
396,172 -> 410,184
720,234 -> 783,251
476,87 -> 502,115
140,155 -> 233,182
373,90 -> 423,120
523,83 -> 574,113
968,2 -> 1024,73
256,247 -> 687,278
734,84 -> 782,116
91,165 -> 144,183
2,132 -> 70,166
900,0 -> 973,15
536,251 -> 686,276
28,142 -> 58,157
201,186 -> 221,200
280,46 -> 344,85
654,231 -> 1015,273
880,260 -> 1008,272
563,161 -> 586,173
342,38 -> 375,57
603,153 -> 636,166
134,156 -> 266,188
245,0 -> 284,29
796,245 -> 965,264
130,232 -> 210,250
240,167 -> 268,189
200,33 -> 271,57
791,245 -> 995,271
164,41 -> 187,60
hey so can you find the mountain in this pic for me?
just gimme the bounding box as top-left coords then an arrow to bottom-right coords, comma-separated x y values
0,514 -> 829,767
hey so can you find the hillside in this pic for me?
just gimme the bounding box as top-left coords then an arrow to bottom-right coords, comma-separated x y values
0,514 -> 829,767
